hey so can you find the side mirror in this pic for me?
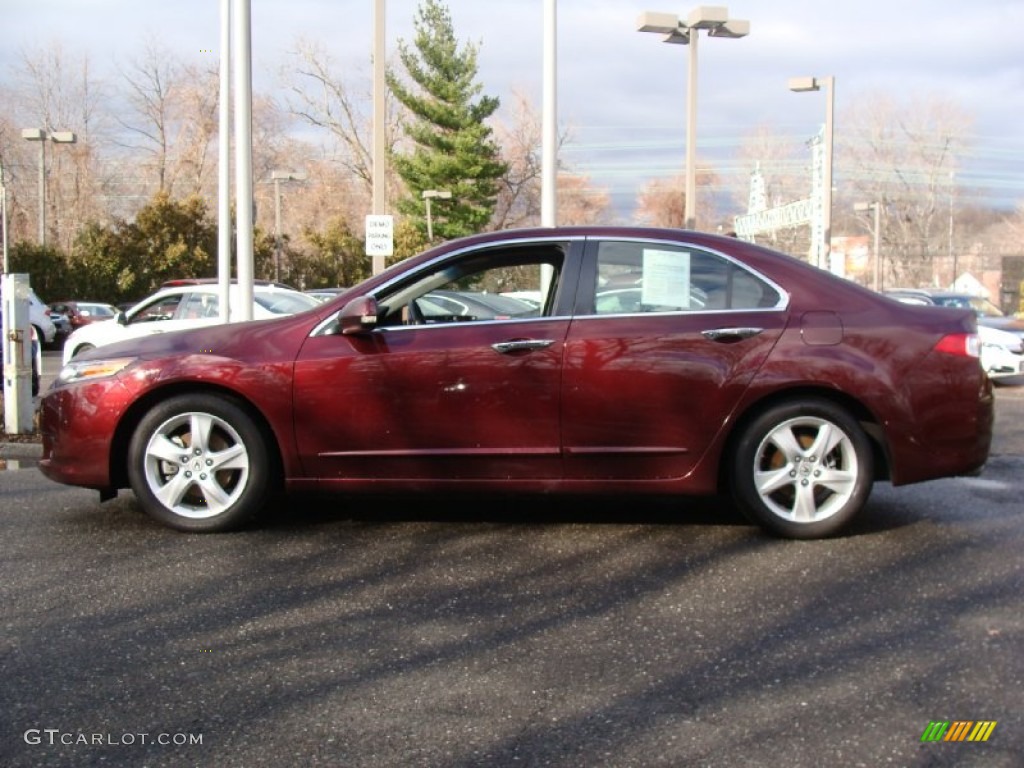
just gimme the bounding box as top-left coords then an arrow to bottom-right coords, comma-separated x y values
339,295 -> 380,335
115,311 -> 128,326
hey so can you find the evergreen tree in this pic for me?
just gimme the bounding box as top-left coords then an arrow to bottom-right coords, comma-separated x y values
387,0 -> 508,241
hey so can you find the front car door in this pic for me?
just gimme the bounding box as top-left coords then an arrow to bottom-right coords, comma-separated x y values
293,238 -> 581,483
561,236 -> 789,484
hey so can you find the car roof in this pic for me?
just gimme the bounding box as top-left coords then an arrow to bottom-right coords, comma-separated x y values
160,278 -> 297,290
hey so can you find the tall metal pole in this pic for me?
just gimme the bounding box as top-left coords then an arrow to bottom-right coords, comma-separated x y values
684,30 -> 698,230
37,139 -> 46,245
949,171 -> 956,287
872,203 -> 881,291
273,176 -> 282,282
424,195 -> 434,242
218,0 -> 232,322
1,159 -> 9,273
822,76 -> 835,272
541,0 -> 557,227
232,0 -> 254,320
372,0 -> 387,274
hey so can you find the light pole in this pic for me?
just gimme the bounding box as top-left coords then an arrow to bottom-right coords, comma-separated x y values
788,76 -> 834,271
855,201 -> 882,291
637,7 -> 749,231
421,189 -> 451,242
270,170 -> 307,283
21,128 -> 77,245
1,158 -> 9,273
371,0 -> 387,275
948,171 -> 956,289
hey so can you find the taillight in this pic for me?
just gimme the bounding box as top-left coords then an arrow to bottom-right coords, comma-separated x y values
933,333 -> 980,358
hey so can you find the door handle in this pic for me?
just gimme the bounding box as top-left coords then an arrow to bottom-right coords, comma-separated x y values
491,339 -> 555,354
701,327 -> 764,343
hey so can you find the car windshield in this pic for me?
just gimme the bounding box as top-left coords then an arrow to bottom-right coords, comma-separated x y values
254,291 -> 320,315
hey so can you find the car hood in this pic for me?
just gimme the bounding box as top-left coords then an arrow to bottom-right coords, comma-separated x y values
71,313 -> 317,365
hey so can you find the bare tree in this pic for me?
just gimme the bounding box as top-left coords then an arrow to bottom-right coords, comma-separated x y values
635,168 -> 719,229
490,90 -> 543,229
10,41 -> 109,250
840,91 -> 972,286
490,89 -> 596,229
285,37 -> 400,201
557,173 -> 611,225
115,39 -> 182,195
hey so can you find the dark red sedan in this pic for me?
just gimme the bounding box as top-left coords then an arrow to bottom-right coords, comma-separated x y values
39,227 -> 993,538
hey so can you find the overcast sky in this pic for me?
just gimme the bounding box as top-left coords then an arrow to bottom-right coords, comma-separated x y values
4,0 -> 1023,218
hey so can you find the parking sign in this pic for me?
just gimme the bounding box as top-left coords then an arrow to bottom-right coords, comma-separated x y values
365,215 -> 394,257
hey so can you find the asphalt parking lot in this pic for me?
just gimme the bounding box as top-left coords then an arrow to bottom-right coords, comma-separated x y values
1,357 -> 1021,766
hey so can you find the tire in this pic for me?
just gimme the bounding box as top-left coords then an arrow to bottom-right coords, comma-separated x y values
127,394 -> 273,532
732,399 -> 874,539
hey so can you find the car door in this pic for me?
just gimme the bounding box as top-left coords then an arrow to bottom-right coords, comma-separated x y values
292,241 -> 578,482
560,236 -> 789,482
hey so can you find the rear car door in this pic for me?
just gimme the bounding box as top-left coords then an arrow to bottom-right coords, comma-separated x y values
561,236 -> 789,482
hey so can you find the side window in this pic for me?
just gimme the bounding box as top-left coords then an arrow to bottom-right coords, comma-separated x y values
592,241 -> 779,315
181,293 -> 220,319
128,294 -> 184,324
377,246 -> 563,327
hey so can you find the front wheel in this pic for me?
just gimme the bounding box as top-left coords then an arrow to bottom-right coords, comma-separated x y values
732,399 -> 874,539
127,394 -> 273,532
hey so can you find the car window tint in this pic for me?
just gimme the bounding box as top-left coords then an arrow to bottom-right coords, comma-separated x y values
591,241 -> 779,315
377,246 -> 563,327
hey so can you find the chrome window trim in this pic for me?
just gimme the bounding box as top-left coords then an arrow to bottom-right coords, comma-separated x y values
309,232 -> 791,336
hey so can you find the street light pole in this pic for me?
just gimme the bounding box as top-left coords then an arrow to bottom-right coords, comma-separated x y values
1,158 -> 9,273
855,201 -> 882,291
270,170 -> 307,283
371,0 -> 387,275
638,8 -> 749,231
421,189 -> 451,242
21,128 -> 77,246
788,76 -> 834,271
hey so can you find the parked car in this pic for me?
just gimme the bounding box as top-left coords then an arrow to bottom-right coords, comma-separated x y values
885,290 -> 1024,380
50,301 -> 119,333
27,289 -> 57,346
885,289 -> 1024,337
39,227 -> 993,539
47,305 -> 72,345
61,282 -> 320,364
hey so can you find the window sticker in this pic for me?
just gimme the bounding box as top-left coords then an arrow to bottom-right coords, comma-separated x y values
642,249 -> 691,308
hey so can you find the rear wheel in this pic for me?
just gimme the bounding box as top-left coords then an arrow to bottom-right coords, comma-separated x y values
127,394 -> 272,532
732,399 -> 873,539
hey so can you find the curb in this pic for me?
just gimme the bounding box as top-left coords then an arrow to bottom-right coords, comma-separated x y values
0,441 -> 44,460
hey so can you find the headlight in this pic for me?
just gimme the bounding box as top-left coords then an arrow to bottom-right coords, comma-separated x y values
57,357 -> 136,385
